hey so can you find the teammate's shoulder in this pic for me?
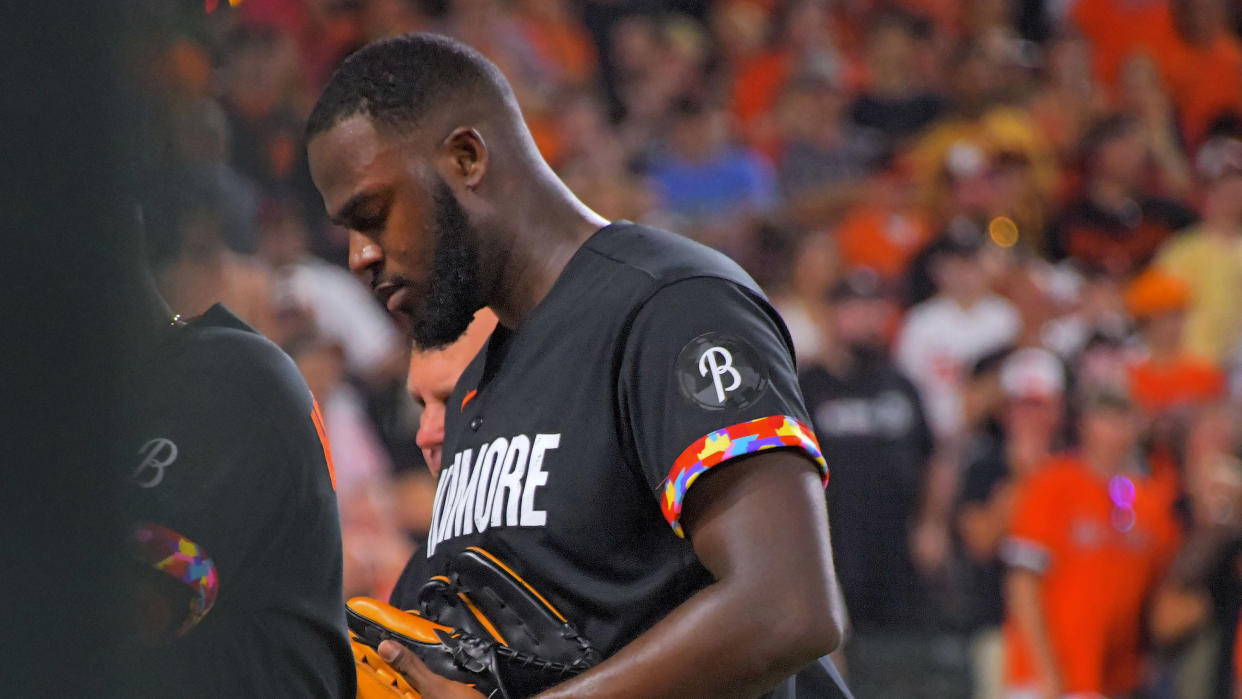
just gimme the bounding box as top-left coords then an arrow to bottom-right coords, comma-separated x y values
582,221 -> 761,294
179,304 -> 310,404
187,305 -> 283,360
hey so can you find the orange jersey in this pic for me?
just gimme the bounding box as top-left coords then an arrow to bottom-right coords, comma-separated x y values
1003,457 -> 1180,694
1128,355 -> 1225,416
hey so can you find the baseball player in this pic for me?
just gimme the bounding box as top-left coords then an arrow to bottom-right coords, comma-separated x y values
307,33 -> 848,698
125,277 -> 355,696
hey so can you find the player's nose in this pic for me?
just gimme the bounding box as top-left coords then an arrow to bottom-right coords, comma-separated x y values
348,230 -> 383,275
416,406 -> 445,453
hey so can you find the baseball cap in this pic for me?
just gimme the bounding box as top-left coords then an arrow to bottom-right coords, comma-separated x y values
1000,348 -> 1065,401
1123,267 -> 1191,320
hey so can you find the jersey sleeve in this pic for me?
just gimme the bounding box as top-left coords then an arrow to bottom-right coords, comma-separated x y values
1001,469 -> 1062,574
617,277 -> 826,538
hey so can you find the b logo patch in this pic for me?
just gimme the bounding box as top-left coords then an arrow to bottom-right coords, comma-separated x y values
676,332 -> 768,410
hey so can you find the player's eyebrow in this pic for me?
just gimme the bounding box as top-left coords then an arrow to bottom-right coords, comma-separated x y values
329,188 -> 385,227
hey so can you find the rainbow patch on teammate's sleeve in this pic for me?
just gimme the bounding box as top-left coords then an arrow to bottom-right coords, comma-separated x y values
660,415 -> 828,537
135,523 -> 220,635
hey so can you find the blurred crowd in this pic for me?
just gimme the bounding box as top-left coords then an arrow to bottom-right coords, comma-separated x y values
132,0 -> 1242,696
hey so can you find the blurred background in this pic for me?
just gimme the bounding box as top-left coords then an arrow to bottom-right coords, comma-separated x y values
125,0 -> 1242,696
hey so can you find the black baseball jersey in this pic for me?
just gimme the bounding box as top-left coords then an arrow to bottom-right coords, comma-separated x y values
798,361 -> 934,629
391,222 -> 831,694
125,305 -> 354,697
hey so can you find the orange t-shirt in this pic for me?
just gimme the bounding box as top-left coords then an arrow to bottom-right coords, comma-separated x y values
1127,355 -> 1225,416
1003,457 -> 1180,694
1070,0 -> 1183,90
834,204 -> 933,281
730,49 -> 793,158
1165,33 -> 1242,147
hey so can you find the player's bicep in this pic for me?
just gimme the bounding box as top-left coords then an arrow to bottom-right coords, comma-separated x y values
618,277 -> 827,537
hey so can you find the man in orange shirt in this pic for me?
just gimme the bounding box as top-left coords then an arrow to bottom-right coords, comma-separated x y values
1124,267 -> 1225,417
1003,389 -> 1180,697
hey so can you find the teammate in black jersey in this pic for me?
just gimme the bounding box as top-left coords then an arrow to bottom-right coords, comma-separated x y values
307,33 -> 849,698
125,279 -> 355,697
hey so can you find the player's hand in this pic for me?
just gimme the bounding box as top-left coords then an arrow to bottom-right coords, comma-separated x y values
377,641 -> 487,699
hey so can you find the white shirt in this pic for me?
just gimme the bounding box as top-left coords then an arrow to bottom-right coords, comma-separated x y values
281,258 -> 402,377
896,294 -> 1020,439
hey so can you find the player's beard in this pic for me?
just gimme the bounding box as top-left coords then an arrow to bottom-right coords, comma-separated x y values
408,178 -> 484,351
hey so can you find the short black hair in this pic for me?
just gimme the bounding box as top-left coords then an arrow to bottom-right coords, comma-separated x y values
306,33 -> 516,141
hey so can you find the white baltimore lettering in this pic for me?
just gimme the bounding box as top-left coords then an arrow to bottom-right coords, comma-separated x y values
474,437 -> 508,533
447,448 -> 474,539
493,435 -> 529,527
521,434 -> 557,527
458,448 -> 488,537
430,432 -> 560,551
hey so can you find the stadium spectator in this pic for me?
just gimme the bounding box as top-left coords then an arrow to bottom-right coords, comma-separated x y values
848,11 -> 948,153
832,164 -> 934,285
1116,53 -> 1194,199
729,0 -> 844,158
647,99 -> 778,254
1124,267 -> 1226,418
1068,0 -> 1182,91
1157,137 -> 1242,364
1045,113 -> 1197,275
1150,405 -> 1242,699
896,225 -> 1021,441
775,73 -> 883,226
1028,31 -> 1108,170
903,137 -> 1016,305
1165,0 -> 1242,148
958,348 -> 1066,699
799,269 -> 943,697
1003,388 -> 1181,698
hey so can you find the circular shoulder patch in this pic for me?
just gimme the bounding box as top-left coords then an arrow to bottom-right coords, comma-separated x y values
676,332 -> 769,411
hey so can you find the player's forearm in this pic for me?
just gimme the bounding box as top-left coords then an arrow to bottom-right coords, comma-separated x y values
536,575 -> 838,699
1006,569 -> 1061,692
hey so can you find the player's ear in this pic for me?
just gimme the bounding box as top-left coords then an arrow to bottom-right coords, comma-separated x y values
440,127 -> 488,192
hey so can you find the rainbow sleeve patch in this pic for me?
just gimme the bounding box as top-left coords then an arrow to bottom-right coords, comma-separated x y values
660,415 -> 828,537
135,523 -> 220,635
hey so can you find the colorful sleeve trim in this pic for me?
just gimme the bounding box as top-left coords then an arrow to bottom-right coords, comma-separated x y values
660,415 -> 828,538
135,523 -> 220,636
